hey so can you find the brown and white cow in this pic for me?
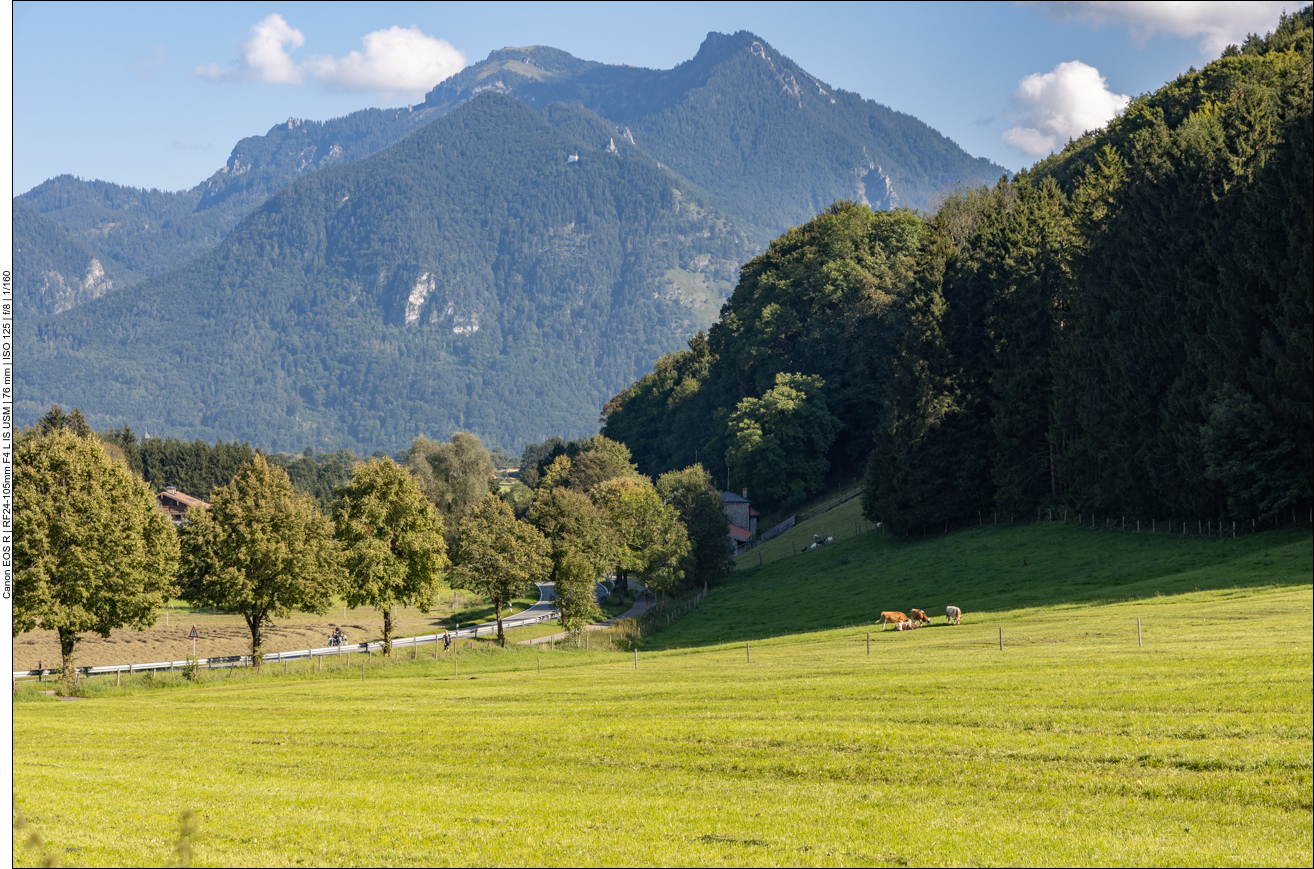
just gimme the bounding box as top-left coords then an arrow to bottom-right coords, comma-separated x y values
945,605 -> 962,625
880,611 -> 908,630
910,608 -> 930,625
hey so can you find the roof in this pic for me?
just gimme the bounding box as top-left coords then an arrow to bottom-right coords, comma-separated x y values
728,523 -> 753,542
722,491 -> 749,503
749,507 -> 759,516
157,489 -> 211,510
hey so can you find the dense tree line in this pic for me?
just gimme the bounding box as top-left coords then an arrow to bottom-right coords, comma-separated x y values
605,10 -> 1312,531
16,414 -> 729,683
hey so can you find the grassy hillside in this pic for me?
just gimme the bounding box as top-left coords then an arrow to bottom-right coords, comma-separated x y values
659,520 -> 1311,648
13,527 -> 1310,866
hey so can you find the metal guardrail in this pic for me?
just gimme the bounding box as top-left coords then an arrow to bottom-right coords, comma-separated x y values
14,586 -> 567,680
13,611 -> 561,680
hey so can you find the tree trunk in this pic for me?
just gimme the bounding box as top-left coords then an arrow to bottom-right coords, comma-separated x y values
58,628 -> 78,691
245,612 -> 266,672
382,608 -> 393,656
495,599 -> 505,647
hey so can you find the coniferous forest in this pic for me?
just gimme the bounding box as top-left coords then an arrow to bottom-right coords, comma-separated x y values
603,11 -> 1312,530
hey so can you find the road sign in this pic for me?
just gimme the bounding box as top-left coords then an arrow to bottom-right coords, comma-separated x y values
188,625 -> 198,639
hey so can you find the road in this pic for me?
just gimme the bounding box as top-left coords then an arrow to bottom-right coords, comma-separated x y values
12,580 -> 641,678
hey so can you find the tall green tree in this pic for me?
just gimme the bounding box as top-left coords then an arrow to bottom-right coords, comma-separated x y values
178,455 -> 342,666
725,372 -> 840,507
655,464 -> 733,590
528,487 -> 617,636
594,477 -> 690,604
451,494 -> 551,646
407,432 -> 497,542
333,458 -> 448,655
14,429 -> 179,688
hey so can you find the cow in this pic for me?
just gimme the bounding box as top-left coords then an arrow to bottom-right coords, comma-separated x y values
946,605 -> 962,625
880,611 -> 908,630
910,608 -> 930,625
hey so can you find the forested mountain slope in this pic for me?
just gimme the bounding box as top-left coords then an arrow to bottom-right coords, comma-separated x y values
17,94 -> 754,452
12,200 -> 137,318
425,32 -> 1005,241
15,106 -> 438,300
604,10 -> 1312,526
16,31 -> 1001,319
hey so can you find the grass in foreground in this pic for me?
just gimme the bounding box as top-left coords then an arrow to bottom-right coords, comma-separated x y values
12,529 -> 1312,867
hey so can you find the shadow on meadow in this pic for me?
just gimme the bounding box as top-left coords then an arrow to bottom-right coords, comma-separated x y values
643,523 -> 1313,650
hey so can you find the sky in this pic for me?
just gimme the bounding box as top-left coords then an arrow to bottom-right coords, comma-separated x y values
11,1 -> 1308,194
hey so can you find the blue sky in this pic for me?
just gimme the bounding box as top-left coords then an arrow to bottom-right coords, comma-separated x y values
12,1 -> 1305,194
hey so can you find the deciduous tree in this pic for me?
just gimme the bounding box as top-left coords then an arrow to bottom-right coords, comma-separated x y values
725,372 -> 839,507
528,487 -> 616,637
594,477 -> 690,605
406,432 -> 496,542
178,455 -> 341,666
451,494 -> 550,646
14,429 -> 179,688
333,458 -> 448,655
656,464 -> 733,590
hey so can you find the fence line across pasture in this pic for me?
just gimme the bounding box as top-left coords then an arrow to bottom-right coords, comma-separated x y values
739,503 -> 1313,571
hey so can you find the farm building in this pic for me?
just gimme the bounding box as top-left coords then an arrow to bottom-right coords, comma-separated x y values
156,487 -> 210,525
722,489 -> 759,554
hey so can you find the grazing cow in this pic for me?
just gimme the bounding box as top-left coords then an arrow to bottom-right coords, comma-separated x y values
880,611 -> 908,630
945,605 -> 962,625
910,608 -> 930,625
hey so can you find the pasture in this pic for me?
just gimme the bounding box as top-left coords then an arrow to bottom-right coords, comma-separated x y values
12,526 -> 1312,867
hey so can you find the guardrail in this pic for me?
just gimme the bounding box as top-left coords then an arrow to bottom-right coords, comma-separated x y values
14,585 -> 568,680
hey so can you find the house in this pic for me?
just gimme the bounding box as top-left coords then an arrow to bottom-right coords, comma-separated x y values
722,488 -> 759,554
156,486 -> 210,525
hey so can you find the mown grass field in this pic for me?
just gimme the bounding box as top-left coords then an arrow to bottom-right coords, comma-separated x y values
12,585 -> 545,670
12,525 -> 1311,867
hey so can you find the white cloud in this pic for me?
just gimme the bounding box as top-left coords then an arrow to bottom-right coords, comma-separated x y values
192,13 -> 305,83
1002,60 -> 1130,156
193,18 -> 464,98
305,26 -> 465,97
1031,1 -> 1305,55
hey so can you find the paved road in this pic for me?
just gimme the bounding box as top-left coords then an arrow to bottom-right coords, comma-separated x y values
13,579 -> 629,678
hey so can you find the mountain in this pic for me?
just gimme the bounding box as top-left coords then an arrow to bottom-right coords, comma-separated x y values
17,31 -> 1007,451
18,94 -> 754,452
12,200 -> 136,318
17,32 -> 1003,317
423,33 -> 1005,241
14,106 -> 439,311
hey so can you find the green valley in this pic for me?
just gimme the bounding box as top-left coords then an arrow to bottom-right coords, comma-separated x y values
13,522 -> 1311,867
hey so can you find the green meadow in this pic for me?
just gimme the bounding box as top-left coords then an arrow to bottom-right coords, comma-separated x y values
12,523 -> 1312,867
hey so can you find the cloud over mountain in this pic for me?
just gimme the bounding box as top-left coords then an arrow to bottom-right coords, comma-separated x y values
1002,60 -> 1129,156
306,26 -> 465,98
194,16 -> 464,98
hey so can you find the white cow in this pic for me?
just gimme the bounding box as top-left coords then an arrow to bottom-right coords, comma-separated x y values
946,605 -> 962,625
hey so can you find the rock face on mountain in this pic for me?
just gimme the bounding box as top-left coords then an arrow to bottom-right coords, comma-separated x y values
12,201 -> 132,318
16,31 -> 1006,451
15,106 -> 438,299
19,95 -> 753,452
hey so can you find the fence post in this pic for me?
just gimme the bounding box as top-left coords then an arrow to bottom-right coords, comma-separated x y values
746,640 -> 750,663
999,628 -> 1003,651
866,632 -> 870,656
1137,618 -> 1142,648
634,649 -> 638,669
